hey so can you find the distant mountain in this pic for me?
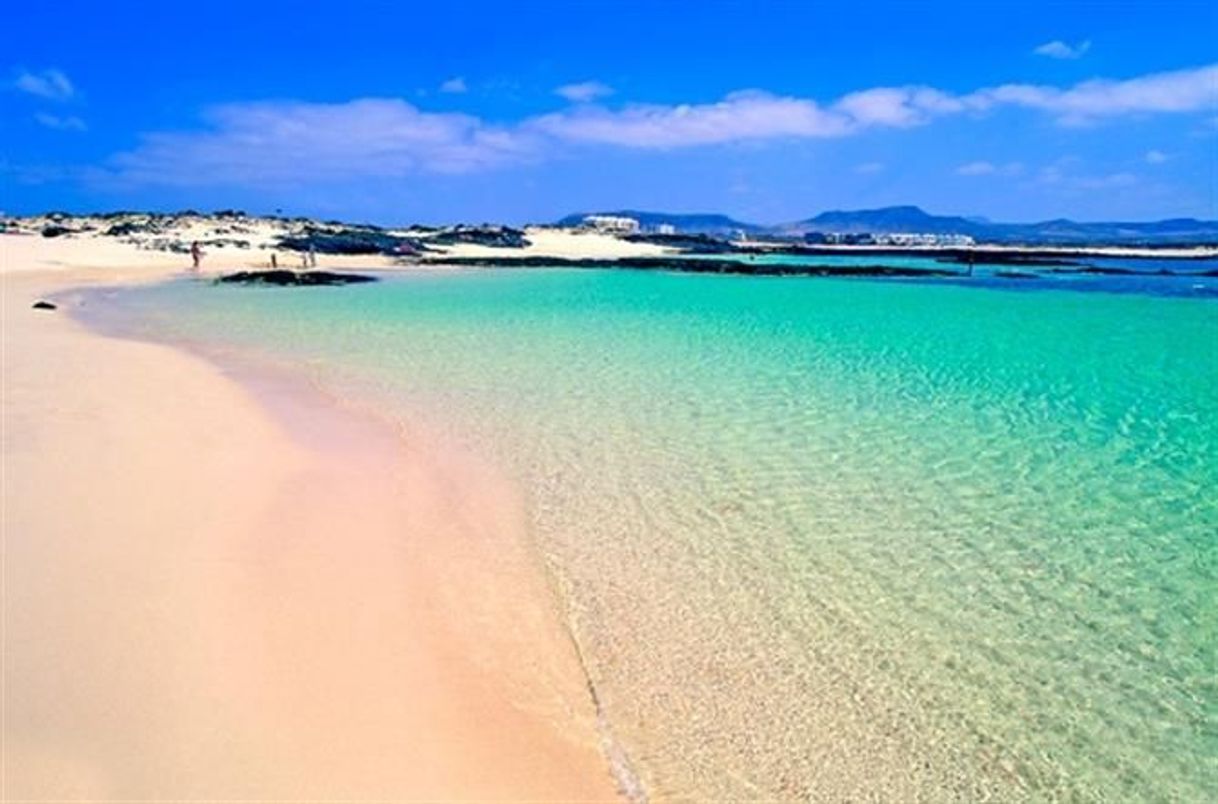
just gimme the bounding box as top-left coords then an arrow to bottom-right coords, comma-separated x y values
779,206 -> 983,237
985,217 -> 1218,244
561,206 -> 1218,245
555,210 -> 762,236
780,206 -> 1218,245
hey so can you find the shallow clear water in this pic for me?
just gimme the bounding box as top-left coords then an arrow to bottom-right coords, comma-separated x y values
96,269 -> 1217,800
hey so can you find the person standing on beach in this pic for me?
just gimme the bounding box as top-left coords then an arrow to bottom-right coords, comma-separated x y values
190,241 -> 203,270
308,244 -> 318,269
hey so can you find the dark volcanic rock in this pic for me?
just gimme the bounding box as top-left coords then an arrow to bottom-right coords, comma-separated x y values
276,227 -> 423,256
427,226 -> 530,248
623,233 -> 738,253
32,300 -> 57,310
1049,266 -> 1145,276
430,255 -> 962,277
935,253 -> 1081,267
105,221 -> 152,237
41,225 -> 72,238
994,271 -> 1040,280
216,270 -> 378,287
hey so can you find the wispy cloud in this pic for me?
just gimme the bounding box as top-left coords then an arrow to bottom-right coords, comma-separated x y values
956,160 -> 1023,177
1035,158 -> 1139,190
1034,40 -> 1092,60
555,81 -> 614,103
439,77 -> 467,94
35,112 -> 87,131
833,86 -> 963,127
968,64 -> 1218,125
107,99 -> 534,186
957,161 -> 996,176
1145,149 -> 1169,164
13,68 -> 75,101
534,64 -> 1218,147
855,161 -> 884,174
103,63 -> 1218,187
531,91 -> 852,147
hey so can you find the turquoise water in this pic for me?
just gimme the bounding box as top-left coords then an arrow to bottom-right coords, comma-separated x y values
96,270 -> 1216,800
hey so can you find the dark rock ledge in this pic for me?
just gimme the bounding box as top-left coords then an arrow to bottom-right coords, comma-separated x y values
216,270 -> 378,287
428,255 -> 964,277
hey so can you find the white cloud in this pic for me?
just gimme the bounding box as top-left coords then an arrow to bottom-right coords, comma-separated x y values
439,77 -> 467,94
34,112 -> 86,131
104,63 -> 1218,187
968,64 -> 1218,124
833,86 -> 962,127
109,99 -> 535,186
855,161 -> 884,174
530,91 -> 852,147
14,68 -> 75,101
555,81 -> 614,103
535,64 -> 1218,148
1034,40 -> 1092,60
1145,149 -> 1169,164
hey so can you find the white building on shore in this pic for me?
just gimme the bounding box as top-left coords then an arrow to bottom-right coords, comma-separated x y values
582,215 -> 641,234
809,231 -> 975,246
878,232 -> 975,246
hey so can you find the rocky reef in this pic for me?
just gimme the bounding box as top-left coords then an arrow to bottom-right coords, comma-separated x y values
216,270 -> 378,286
430,255 -> 963,277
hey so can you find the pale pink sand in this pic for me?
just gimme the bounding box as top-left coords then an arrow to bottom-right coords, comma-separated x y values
1,265 -> 621,800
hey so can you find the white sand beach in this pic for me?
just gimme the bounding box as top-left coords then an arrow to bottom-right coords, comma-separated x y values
1,232 -> 622,799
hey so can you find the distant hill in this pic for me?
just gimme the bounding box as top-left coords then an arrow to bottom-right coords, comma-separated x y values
561,206 -> 1218,245
984,217 -> 1218,245
555,210 -> 762,236
779,206 -> 983,237
782,206 -> 1218,244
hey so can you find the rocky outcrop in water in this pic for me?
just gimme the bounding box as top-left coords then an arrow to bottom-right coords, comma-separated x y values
31,300 -> 57,310
429,255 -> 963,277
933,253 -> 1082,267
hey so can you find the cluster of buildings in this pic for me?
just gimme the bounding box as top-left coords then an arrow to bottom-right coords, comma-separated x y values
580,215 -> 675,236
574,214 -> 976,247
804,231 -> 976,246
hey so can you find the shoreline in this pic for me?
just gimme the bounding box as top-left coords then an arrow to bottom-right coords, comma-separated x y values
3,265 -> 624,800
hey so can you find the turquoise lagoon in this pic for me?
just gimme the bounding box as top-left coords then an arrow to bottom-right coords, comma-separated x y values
97,269 -> 1216,800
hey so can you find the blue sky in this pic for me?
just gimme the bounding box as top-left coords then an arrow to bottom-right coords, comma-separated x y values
3,0 -> 1216,224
